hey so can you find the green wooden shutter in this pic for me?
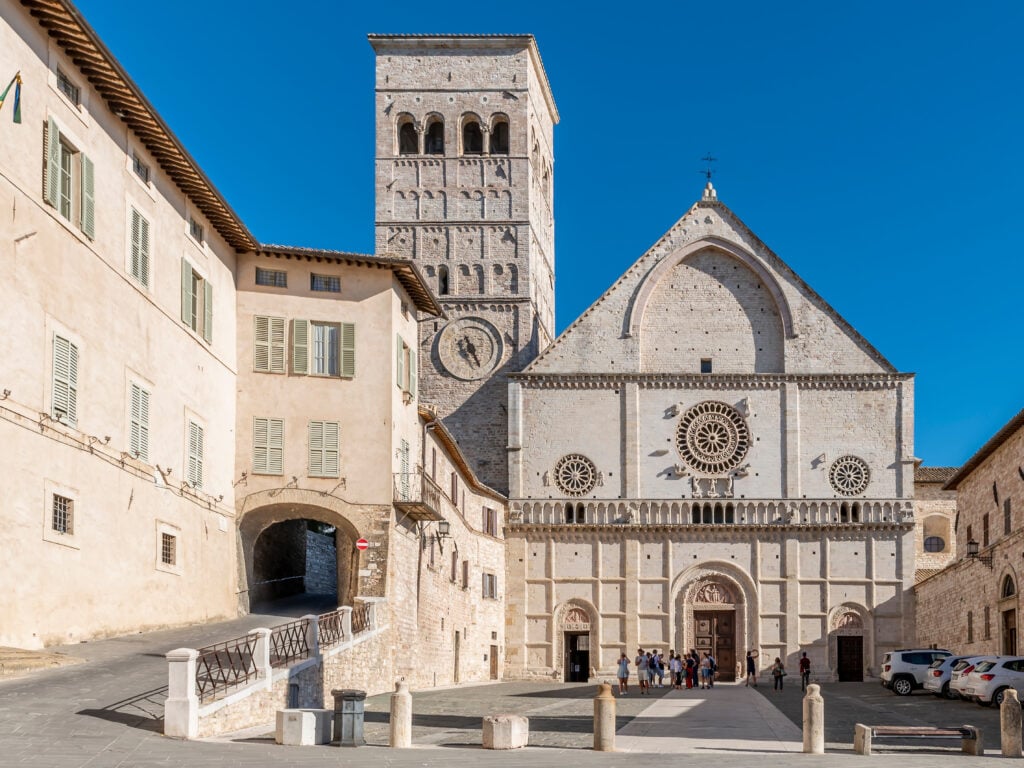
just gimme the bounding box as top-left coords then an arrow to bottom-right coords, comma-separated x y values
44,118 -> 60,208
340,323 -> 355,378
323,421 -> 340,478
395,334 -> 404,389
180,258 -> 193,325
269,317 -> 286,373
80,153 -> 95,239
188,421 -> 204,488
399,438 -> 410,500
403,348 -> 411,397
130,383 -> 150,462
52,334 -> 78,426
268,418 -> 284,475
308,420 -> 323,476
253,316 -> 270,372
139,213 -> 149,286
202,280 -> 213,343
292,319 -> 309,374
252,417 -> 269,473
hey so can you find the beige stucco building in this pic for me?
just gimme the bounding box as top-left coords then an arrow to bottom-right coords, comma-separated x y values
916,410 -> 1024,656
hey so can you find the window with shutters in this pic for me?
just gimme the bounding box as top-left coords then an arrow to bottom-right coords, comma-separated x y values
180,259 -> 212,343
51,333 -> 79,426
482,572 -> 497,599
461,559 -> 470,589
310,273 -> 341,292
186,420 -> 204,489
292,320 -> 355,377
255,267 -> 287,287
129,383 -> 150,462
983,513 -> 990,548
42,119 -> 94,239
395,335 -> 416,401
308,420 -> 340,478
450,472 -> 458,506
253,417 -> 284,475
450,551 -> 458,582
482,507 -> 499,537
1005,498 -> 1013,536
253,316 -> 286,373
129,208 -> 150,287
398,438 -> 410,500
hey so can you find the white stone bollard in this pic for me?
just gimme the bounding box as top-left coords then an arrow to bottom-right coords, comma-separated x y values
390,681 -> 412,748
482,714 -> 529,749
593,681 -> 616,752
802,683 -> 824,754
164,648 -> 199,739
1002,688 -> 1023,758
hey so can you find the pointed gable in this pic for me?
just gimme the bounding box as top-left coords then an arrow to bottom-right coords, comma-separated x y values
524,185 -> 896,376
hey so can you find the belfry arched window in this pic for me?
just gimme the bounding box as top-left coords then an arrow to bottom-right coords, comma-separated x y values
397,117 -> 417,155
1003,575 -> 1017,599
424,118 -> 444,155
438,265 -> 450,295
490,117 -> 509,154
462,119 -> 483,155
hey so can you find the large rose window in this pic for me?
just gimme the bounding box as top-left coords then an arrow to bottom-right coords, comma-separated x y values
675,401 -> 750,475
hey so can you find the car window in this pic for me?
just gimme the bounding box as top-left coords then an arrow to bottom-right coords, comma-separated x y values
928,659 -> 944,669
975,661 -> 996,672
906,652 -> 931,665
1005,660 -> 1024,672
952,660 -> 971,671
932,652 -> 951,662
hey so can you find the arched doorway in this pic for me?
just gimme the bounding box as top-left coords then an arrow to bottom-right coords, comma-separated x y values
1000,573 -> 1017,655
828,605 -> 869,681
556,602 -> 596,682
684,580 -> 739,681
238,500 -> 361,614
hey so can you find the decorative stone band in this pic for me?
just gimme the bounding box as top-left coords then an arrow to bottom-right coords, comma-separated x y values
508,373 -> 914,391
511,498 -> 913,526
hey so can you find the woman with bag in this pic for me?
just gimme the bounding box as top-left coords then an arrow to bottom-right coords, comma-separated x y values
771,656 -> 786,691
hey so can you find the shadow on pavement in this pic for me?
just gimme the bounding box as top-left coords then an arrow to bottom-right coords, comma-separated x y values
76,684 -> 167,732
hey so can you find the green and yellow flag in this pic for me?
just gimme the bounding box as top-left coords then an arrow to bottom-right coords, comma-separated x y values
0,72 -> 22,123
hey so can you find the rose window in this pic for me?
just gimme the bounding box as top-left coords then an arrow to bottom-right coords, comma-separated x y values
554,454 -> 597,496
829,455 -> 870,496
675,401 -> 750,475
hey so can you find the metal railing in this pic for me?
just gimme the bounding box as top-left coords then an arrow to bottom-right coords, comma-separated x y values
194,633 -> 260,704
393,470 -> 444,520
351,602 -> 370,635
318,608 -> 346,650
269,619 -> 310,668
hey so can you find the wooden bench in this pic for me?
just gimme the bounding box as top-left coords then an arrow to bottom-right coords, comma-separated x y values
854,724 -> 982,756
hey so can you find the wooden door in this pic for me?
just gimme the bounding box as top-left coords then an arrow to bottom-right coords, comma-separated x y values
454,630 -> 460,683
1004,610 -> 1017,655
694,611 -> 736,681
489,645 -> 499,680
837,635 -> 863,681
565,633 -> 590,682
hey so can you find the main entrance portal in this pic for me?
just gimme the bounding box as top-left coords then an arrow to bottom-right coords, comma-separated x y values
694,611 -> 736,682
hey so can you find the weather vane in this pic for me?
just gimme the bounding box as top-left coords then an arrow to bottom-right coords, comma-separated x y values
699,154 -> 717,182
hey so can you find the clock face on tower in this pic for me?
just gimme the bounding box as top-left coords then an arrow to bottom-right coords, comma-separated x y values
436,317 -> 503,381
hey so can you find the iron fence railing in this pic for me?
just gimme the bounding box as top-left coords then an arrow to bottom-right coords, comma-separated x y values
318,608 -> 346,650
269,619 -> 310,668
194,633 -> 260,703
351,602 -> 370,635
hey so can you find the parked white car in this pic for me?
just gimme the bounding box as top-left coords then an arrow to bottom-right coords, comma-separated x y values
959,657 -> 1024,706
924,655 -> 987,699
949,657 -> 995,699
880,649 -> 953,696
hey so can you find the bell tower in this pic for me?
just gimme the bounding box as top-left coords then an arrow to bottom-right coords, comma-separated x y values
370,34 -> 558,494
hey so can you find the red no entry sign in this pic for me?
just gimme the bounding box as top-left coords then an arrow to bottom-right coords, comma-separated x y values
355,538 -> 369,551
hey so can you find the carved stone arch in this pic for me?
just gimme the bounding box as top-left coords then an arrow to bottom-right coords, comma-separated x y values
553,598 -> 600,680
672,561 -> 757,680
626,237 -> 797,340
395,112 -> 418,155
827,602 -> 873,681
998,566 -> 1020,654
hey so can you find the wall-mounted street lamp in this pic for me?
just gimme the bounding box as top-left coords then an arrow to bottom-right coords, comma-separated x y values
966,539 -> 994,568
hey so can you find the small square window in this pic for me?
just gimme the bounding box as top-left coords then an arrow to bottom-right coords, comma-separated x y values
52,494 -> 73,535
56,68 -> 80,105
311,274 -> 341,292
700,358 -> 713,374
132,152 -> 150,184
189,217 -> 204,245
255,267 -> 287,288
161,532 -> 177,565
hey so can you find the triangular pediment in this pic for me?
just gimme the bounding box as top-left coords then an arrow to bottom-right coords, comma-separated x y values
523,187 -> 896,376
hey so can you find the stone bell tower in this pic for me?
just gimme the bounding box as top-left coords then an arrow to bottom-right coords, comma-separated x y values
370,34 -> 558,494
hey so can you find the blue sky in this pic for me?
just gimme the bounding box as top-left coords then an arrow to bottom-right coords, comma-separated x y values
74,0 -> 1023,468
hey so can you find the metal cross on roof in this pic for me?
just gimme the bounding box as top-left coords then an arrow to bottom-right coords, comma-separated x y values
699,154 -> 717,182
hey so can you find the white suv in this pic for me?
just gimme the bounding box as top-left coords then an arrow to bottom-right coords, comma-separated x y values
881,649 -> 953,696
961,657 -> 1024,706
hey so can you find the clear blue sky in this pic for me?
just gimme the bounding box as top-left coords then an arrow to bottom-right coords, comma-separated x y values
74,0 -> 1024,468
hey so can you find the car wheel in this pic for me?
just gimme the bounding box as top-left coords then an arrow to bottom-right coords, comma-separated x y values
942,682 -> 958,700
994,688 -> 1010,707
892,677 -> 914,696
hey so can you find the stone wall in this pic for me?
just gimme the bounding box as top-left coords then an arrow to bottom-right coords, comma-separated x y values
305,529 -> 337,596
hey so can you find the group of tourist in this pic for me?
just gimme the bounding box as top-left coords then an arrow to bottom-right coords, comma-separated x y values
616,649 -> 720,695
616,649 -> 812,694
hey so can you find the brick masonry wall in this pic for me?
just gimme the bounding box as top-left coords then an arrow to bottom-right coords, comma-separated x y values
305,530 -> 337,596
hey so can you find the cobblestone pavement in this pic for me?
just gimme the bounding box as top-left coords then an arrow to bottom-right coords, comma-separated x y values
755,678 -> 1007,752
0,614 -> 1010,768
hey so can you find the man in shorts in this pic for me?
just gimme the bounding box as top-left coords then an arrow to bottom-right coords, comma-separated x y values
635,648 -> 650,695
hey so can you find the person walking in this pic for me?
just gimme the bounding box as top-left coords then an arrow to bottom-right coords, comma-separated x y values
635,648 -> 650,695
799,652 -> 811,691
670,652 -> 683,689
707,652 -> 717,688
700,652 -> 712,689
745,650 -> 758,687
617,652 -> 631,695
772,656 -> 785,691
684,652 -> 695,689
654,650 -> 665,688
